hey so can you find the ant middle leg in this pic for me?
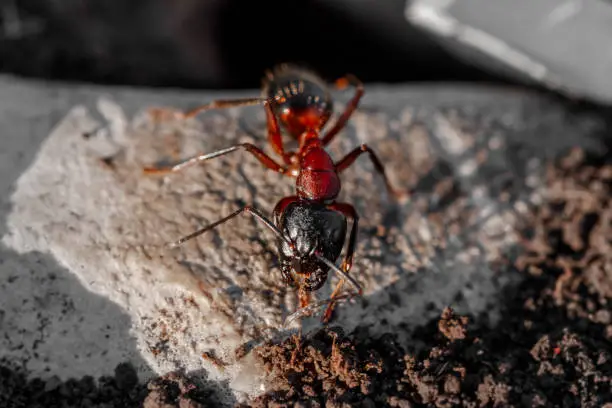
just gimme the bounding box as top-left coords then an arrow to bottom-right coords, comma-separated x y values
183,99 -> 290,166
335,144 -> 408,201
143,143 -> 288,176
149,97 -> 293,166
321,74 -> 364,146
322,202 -> 360,323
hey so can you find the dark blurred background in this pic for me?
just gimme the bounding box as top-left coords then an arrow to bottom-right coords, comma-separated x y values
0,0 -> 514,89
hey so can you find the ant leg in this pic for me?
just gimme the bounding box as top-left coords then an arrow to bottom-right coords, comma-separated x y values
322,202 -> 359,323
335,144 -> 408,201
183,98 -> 264,119
283,252 -> 363,326
148,97 -> 264,122
143,143 -> 287,176
168,205 -> 287,248
283,292 -> 361,327
329,203 -> 359,273
321,74 -> 364,146
264,101 -> 292,165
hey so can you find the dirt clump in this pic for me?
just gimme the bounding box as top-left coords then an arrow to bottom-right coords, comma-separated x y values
438,307 -> 468,342
242,327 -> 404,407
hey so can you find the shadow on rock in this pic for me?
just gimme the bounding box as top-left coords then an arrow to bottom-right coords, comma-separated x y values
0,248 -> 158,406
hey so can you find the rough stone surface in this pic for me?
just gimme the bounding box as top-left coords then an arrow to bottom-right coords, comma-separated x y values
0,75 -> 608,405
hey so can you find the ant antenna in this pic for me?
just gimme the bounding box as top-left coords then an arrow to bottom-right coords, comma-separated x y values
282,292 -> 360,328
165,205 -> 296,252
314,253 -> 362,295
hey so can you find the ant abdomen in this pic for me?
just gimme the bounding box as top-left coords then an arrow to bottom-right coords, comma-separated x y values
263,65 -> 333,137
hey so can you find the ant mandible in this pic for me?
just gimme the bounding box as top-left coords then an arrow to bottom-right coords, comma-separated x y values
144,65 -> 407,323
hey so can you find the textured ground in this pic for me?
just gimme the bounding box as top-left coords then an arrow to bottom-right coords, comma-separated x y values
0,76 -> 610,406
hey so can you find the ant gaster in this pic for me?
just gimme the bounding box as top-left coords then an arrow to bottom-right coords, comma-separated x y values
145,65 -> 407,323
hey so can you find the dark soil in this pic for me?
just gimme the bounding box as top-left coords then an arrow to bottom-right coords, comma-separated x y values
0,362 -> 147,408
239,147 -> 612,407
0,362 -> 226,408
142,372 -> 223,408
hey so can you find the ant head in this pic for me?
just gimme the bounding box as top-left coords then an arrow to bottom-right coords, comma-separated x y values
276,201 -> 347,291
263,65 -> 333,137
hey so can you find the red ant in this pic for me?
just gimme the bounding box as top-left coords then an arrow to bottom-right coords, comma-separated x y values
144,65 -> 407,323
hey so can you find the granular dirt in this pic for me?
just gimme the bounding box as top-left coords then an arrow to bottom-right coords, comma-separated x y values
239,147 -> 612,407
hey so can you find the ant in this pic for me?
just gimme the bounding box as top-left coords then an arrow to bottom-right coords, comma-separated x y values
144,65 -> 407,323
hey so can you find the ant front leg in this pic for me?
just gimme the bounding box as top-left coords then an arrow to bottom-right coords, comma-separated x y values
143,143 -> 288,176
322,202 -> 360,323
335,144 -> 408,201
321,74 -> 364,146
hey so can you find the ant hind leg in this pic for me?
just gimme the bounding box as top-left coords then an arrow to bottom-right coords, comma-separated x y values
148,97 -> 264,123
335,144 -> 409,202
143,143 -> 287,176
321,74 -> 364,146
263,100 -> 293,165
